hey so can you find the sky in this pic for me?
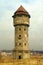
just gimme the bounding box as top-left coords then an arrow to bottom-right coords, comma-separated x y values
0,0 -> 43,51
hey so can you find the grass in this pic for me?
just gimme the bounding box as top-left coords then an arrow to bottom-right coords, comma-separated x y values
0,57 -> 43,65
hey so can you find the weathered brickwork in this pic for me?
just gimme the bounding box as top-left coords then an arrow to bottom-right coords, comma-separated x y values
12,6 -> 30,59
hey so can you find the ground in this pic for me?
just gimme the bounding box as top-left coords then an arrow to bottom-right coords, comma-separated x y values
0,54 -> 43,65
0,58 -> 43,65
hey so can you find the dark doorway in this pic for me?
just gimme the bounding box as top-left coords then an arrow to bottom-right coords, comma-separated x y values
19,55 -> 21,59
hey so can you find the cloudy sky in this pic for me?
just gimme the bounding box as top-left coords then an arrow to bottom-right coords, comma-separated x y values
0,0 -> 43,51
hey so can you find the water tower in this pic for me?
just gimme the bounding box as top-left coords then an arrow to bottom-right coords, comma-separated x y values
12,6 -> 30,59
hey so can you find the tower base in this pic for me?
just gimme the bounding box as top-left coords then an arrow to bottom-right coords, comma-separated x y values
13,50 -> 30,59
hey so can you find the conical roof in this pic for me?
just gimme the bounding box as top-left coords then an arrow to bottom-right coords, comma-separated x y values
16,5 -> 28,12
13,5 -> 30,18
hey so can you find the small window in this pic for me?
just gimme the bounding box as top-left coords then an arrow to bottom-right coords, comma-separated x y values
18,35 -> 21,39
25,43 -> 26,45
19,35 -> 21,37
19,43 -> 21,45
24,28 -> 26,31
19,28 -> 21,30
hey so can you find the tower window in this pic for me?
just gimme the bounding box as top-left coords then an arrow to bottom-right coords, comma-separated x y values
25,43 -> 26,46
19,43 -> 21,45
19,28 -> 21,30
18,35 -> 21,39
19,35 -> 21,37
24,28 -> 26,31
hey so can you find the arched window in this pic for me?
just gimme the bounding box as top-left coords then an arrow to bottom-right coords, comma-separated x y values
25,43 -> 26,46
19,28 -> 21,30
18,35 -> 21,39
19,43 -> 21,45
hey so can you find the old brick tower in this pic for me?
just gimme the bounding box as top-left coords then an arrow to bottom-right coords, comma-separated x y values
12,6 -> 30,59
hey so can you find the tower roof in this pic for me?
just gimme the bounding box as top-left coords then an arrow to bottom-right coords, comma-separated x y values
12,5 -> 30,18
16,5 -> 28,12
